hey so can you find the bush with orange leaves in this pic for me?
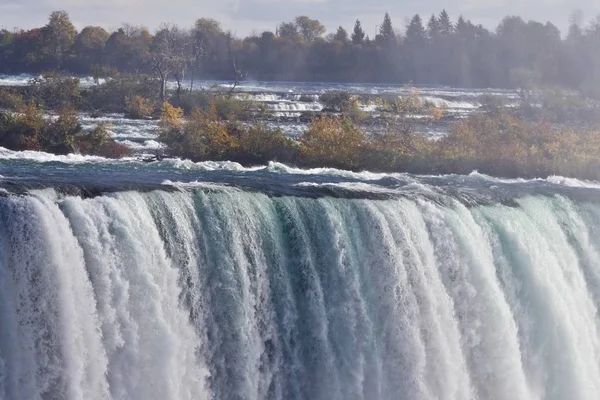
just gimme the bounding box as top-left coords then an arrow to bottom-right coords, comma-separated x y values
300,115 -> 367,169
160,101 -> 297,163
159,102 -> 237,160
159,100 -> 600,179
0,104 -> 130,158
124,95 -> 155,119
437,113 -> 600,179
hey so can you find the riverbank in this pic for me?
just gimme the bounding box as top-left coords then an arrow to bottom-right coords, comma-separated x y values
2,74 -> 600,181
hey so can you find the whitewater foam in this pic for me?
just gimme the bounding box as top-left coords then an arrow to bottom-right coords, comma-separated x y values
2,186 -> 600,399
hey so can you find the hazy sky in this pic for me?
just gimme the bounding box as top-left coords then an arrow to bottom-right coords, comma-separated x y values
1,0 -> 600,37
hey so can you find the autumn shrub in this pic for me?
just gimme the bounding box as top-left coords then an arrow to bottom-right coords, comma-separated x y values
159,103 -> 239,160
28,73 -> 81,110
536,88 -> 600,124
124,95 -> 155,119
0,88 -> 25,111
43,108 -> 81,154
479,94 -> 507,114
0,106 -> 80,154
300,115 -> 366,169
437,113 -> 600,178
321,91 -> 359,113
234,124 -> 298,164
75,122 -> 117,156
171,91 -> 212,115
155,97 -> 600,179
84,74 -> 159,113
0,105 -> 129,157
171,92 -> 260,120
74,122 -> 132,158
91,141 -> 132,158
388,90 -> 426,115
366,126 -> 435,172
0,104 -> 46,150
428,106 -> 446,121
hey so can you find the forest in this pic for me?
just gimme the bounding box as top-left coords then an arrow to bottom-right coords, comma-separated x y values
1,10 -> 600,96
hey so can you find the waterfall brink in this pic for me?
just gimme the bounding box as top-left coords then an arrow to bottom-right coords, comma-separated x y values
1,188 -> 600,400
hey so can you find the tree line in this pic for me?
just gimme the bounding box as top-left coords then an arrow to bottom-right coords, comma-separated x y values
2,10 -> 600,96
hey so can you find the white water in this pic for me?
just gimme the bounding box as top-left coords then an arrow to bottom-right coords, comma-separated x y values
1,188 -> 600,399
0,74 -> 105,88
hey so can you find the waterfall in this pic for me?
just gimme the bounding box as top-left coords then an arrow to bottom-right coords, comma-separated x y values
1,188 -> 600,400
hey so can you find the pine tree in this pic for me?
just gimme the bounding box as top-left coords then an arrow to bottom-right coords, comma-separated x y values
438,10 -> 454,36
427,14 -> 440,40
403,14 -> 427,83
379,12 -> 396,45
456,16 -> 468,35
405,14 -> 427,44
333,26 -> 349,43
351,20 -> 365,45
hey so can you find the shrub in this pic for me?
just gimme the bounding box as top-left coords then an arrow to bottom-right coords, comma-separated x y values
321,91 -> 359,113
429,106 -> 445,121
0,88 -> 25,111
300,115 -> 366,169
124,95 -> 155,119
536,88 -> 600,124
0,105 -> 81,154
160,102 -> 184,129
0,104 -> 46,150
159,104 -> 239,160
170,92 -> 260,120
479,94 -> 507,114
235,124 -> 298,164
43,108 -> 81,154
28,73 -> 81,110
212,96 -> 261,120
170,91 -> 212,115
437,113 -> 600,178
84,74 -> 160,114
75,123 -> 111,153
92,141 -> 132,158
75,123 -> 132,158
386,90 -> 426,115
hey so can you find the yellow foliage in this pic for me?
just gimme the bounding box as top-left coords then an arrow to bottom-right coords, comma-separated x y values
156,99 -> 600,179
301,116 -> 366,169
429,107 -> 445,121
160,102 -> 184,129
124,95 -> 154,119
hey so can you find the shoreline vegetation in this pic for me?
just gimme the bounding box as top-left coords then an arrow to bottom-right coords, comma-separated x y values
2,74 -> 600,180
2,10 -> 600,96
3,9 -> 600,180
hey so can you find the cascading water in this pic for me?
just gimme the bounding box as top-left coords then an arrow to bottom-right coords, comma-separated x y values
1,184 -> 600,400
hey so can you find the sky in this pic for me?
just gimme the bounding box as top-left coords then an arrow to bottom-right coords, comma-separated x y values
1,0 -> 600,37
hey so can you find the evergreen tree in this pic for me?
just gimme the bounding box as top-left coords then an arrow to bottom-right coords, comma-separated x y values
438,10 -> 454,36
455,16 -> 469,36
351,20 -> 365,45
379,12 -> 396,45
567,11 -> 584,42
403,14 -> 428,83
427,14 -> 440,40
405,14 -> 427,43
333,26 -> 349,43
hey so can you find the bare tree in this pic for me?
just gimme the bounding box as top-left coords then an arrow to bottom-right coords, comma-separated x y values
189,33 -> 206,92
150,24 -> 192,102
172,29 -> 193,100
227,32 -> 245,97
